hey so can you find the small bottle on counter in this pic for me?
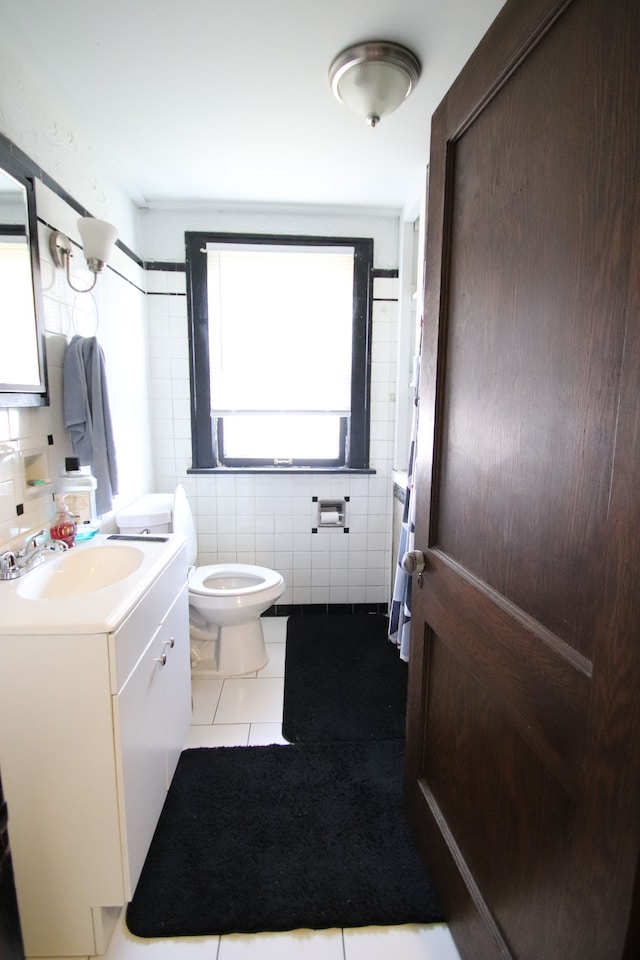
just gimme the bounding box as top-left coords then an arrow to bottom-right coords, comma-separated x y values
50,495 -> 77,548
56,458 -> 98,525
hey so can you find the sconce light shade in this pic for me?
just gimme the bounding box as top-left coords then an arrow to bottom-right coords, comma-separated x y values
77,217 -> 118,273
329,41 -> 421,127
49,217 -> 118,293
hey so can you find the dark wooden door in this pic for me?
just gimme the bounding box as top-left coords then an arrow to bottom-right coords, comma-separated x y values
405,1 -> 640,959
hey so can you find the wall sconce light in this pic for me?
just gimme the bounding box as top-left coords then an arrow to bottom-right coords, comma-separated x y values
49,217 -> 118,293
329,40 -> 421,128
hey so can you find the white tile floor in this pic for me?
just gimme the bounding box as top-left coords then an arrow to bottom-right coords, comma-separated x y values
98,618 -> 460,960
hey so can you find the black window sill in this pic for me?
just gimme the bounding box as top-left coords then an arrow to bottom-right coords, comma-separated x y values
187,467 -> 376,476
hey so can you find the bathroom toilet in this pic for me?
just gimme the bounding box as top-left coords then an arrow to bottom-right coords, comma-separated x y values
115,485 -> 285,677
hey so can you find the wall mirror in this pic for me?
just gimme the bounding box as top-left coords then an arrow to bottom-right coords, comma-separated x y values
0,143 -> 48,406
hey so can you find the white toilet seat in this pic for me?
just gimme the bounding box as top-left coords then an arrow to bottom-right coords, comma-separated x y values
189,563 -> 284,597
117,487 -> 286,676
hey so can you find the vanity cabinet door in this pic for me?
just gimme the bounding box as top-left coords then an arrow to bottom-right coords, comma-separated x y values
113,583 -> 191,898
114,630 -> 168,898
160,583 -> 191,785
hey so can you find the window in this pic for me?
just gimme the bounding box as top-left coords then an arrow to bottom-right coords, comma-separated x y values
185,232 -> 373,470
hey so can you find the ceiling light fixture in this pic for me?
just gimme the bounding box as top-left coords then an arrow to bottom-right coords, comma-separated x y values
329,40 -> 421,128
50,217 -> 118,293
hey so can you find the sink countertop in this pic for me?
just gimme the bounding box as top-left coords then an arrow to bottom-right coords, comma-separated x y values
0,533 -> 187,636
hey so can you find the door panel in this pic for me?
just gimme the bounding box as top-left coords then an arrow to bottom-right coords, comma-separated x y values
423,635 -> 576,929
406,0 -> 640,958
436,9 -> 627,659
423,552 -> 590,788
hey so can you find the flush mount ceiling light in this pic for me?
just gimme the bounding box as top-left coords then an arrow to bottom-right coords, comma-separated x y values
329,40 -> 421,128
50,217 -> 118,293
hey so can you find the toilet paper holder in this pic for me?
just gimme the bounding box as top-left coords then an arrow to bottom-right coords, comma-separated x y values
318,499 -> 346,527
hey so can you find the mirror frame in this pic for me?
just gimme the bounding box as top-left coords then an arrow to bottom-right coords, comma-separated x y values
0,136 -> 49,407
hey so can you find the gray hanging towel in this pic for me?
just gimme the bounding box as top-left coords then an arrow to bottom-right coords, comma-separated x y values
63,335 -> 119,516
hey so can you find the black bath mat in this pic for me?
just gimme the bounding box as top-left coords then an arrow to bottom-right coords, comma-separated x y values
126,741 -> 443,937
282,614 -> 407,742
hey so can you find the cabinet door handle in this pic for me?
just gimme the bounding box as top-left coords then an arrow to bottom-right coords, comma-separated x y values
154,653 -> 167,666
163,637 -> 175,649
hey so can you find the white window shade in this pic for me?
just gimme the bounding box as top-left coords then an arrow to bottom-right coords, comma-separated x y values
206,245 -> 354,414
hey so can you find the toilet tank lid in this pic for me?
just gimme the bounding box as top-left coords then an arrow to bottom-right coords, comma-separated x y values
115,493 -> 173,527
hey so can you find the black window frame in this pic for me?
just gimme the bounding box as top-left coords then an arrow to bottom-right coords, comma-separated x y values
185,231 -> 373,471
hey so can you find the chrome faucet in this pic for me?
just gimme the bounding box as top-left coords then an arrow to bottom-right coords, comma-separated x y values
0,532 -> 68,581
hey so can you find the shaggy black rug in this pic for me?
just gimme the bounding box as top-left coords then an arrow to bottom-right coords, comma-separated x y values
125,741 -> 443,937
282,614 -> 407,743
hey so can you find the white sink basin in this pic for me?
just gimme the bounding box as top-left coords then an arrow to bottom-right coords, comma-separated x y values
16,544 -> 145,600
1,533 -> 185,635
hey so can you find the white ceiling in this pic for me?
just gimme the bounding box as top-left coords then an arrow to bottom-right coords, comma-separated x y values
1,0 -> 506,213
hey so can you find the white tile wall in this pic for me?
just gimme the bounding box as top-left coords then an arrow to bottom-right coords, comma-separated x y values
0,181 -> 152,552
147,273 -> 398,606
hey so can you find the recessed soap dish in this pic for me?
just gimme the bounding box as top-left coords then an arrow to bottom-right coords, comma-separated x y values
22,447 -> 53,499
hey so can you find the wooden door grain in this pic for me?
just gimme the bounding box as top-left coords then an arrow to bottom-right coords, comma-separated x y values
406,1 -> 640,958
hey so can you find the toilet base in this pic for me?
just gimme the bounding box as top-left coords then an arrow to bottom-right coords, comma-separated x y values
190,618 -> 268,677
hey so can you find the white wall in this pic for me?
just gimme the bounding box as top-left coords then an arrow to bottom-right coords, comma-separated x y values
139,203 -> 400,268
0,36 -> 152,549
0,32 -> 138,251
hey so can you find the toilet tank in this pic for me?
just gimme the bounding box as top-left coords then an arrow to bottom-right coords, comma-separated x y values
115,493 -> 174,535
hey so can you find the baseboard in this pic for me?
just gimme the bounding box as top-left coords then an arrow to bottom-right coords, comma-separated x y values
263,602 -> 388,618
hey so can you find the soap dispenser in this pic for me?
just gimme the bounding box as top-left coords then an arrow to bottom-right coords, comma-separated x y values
50,495 -> 77,548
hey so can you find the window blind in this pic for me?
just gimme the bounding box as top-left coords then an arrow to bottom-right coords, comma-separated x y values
206,244 -> 354,414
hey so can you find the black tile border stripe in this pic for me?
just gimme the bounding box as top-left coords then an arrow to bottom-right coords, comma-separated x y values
263,602 -> 388,618
146,291 -> 187,297
145,261 -> 187,272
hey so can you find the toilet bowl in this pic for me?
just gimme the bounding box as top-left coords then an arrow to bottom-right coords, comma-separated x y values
115,485 -> 285,677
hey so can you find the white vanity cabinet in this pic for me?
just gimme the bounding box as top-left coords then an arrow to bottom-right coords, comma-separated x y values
0,540 -> 191,958
114,581 -> 191,894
